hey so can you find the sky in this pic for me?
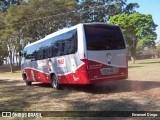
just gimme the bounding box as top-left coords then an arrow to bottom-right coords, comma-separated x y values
128,0 -> 160,42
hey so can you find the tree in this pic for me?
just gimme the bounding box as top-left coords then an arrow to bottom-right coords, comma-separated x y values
0,38 -> 8,65
79,0 -> 139,22
0,6 -> 23,72
4,0 -> 77,42
109,13 -> 157,63
0,0 -> 25,70
0,0 -> 78,72
0,12 -> 8,65
0,27 -> 21,72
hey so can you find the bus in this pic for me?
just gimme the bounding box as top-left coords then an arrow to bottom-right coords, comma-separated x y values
21,23 -> 128,89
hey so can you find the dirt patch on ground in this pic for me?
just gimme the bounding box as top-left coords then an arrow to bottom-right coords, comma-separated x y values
0,78 -> 159,112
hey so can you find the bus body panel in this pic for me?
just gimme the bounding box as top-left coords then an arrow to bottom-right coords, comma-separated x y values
21,24 -> 88,84
21,23 -> 128,85
84,50 -> 128,83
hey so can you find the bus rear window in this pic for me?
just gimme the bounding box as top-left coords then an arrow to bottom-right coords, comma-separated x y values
84,25 -> 126,50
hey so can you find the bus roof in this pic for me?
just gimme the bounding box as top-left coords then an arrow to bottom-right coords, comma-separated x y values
24,23 -> 118,49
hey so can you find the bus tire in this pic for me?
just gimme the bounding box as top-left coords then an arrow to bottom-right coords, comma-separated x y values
24,75 -> 32,86
51,75 -> 61,90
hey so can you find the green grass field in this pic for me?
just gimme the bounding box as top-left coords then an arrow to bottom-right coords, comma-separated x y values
128,58 -> 160,81
0,71 -> 21,77
0,58 -> 160,116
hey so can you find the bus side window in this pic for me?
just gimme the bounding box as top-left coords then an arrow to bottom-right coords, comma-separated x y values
43,48 -> 48,59
61,42 -> 65,55
68,30 -> 77,54
24,51 -> 27,58
55,35 -> 64,56
55,42 -> 62,56
52,45 -> 58,57
43,49 -> 45,59
64,41 -> 70,54
41,50 -> 44,59
48,47 -> 52,58
24,49 -> 30,59
73,34 -> 77,52
37,49 -> 43,60
25,50 -> 30,59
36,50 -> 39,60
33,51 -> 37,60
70,40 -> 75,53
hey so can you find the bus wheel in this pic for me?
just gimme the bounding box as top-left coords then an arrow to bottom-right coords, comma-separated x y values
51,75 -> 61,90
24,76 -> 32,86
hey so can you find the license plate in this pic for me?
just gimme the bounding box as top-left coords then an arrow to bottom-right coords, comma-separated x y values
100,67 -> 118,75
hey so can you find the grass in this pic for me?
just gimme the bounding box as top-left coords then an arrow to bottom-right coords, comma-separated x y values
0,58 -> 160,119
0,71 -> 22,79
128,58 -> 160,81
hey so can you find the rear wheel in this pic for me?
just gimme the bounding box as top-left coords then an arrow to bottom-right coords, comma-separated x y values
24,76 -> 32,86
51,75 -> 61,90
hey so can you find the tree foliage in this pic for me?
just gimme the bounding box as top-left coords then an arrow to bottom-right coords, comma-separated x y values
79,0 -> 139,22
0,0 -> 141,70
4,0 -> 78,42
109,13 -> 157,63
1,0 -> 140,46
0,12 -> 8,65
0,0 -> 78,71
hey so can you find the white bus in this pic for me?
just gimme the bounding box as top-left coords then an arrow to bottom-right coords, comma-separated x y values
21,23 -> 128,89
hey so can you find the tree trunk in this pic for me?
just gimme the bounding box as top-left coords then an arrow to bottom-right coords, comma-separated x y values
18,55 -> 21,66
10,63 -> 13,73
131,56 -> 136,64
8,51 -> 14,73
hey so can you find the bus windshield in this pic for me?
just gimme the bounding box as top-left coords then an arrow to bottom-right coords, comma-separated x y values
84,24 -> 126,50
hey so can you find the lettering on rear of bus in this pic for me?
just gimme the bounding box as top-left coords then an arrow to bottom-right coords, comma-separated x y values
57,57 -> 66,67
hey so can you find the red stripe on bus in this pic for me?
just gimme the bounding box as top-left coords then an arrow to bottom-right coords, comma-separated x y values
23,59 -> 128,84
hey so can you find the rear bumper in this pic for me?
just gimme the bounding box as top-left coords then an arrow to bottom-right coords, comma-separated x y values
88,74 -> 128,84
58,71 -> 128,85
